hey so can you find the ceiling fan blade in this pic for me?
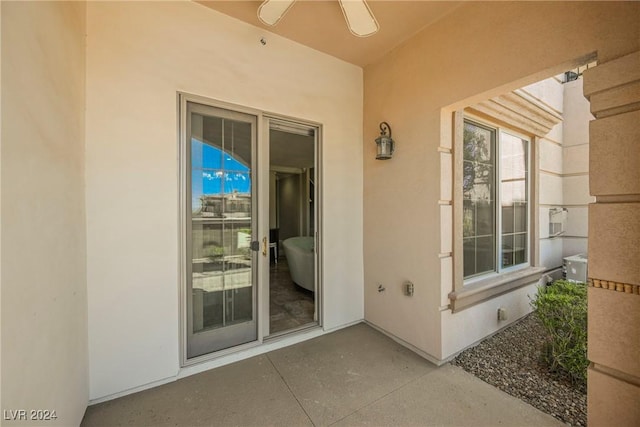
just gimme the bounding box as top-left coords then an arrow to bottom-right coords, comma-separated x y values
258,0 -> 296,26
338,0 -> 379,37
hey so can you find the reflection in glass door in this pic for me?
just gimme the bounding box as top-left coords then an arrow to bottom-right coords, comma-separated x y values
186,101 -> 257,359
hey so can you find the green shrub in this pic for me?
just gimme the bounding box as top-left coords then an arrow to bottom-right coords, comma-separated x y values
531,279 -> 588,384
204,245 -> 224,258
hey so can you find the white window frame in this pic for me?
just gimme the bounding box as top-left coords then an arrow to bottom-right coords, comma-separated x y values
449,111 -> 545,312
463,115 -> 532,285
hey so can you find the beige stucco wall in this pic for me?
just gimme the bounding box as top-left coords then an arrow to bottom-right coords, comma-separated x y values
85,1 -> 363,400
442,75 -> 593,356
536,76 -> 592,271
0,0 -> 3,413
515,74 -> 593,277
562,78 -> 592,258
583,49 -> 640,427
535,77 -> 566,271
1,1 -> 88,425
363,1 -> 640,361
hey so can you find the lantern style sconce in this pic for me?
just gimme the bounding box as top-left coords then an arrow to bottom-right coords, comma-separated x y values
375,121 -> 395,160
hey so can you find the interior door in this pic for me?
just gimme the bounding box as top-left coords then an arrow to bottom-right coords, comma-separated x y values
185,101 -> 258,359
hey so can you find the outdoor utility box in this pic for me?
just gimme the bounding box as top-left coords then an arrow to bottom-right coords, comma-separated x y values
563,254 -> 588,283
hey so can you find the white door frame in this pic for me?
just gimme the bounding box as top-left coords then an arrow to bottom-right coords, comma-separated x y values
261,115 -> 323,339
178,92 -> 323,367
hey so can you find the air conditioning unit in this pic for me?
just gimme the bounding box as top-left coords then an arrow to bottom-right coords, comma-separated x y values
549,207 -> 568,237
563,254 -> 588,283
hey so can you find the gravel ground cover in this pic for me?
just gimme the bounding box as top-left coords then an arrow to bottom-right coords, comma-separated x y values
451,313 -> 586,426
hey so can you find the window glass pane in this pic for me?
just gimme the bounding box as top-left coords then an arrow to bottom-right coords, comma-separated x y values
475,201 -> 493,236
502,180 -> 527,206
501,234 -> 514,268
190,112 -> 253,334
463,200 -> 475,238
514,203 -> 527,233
502,233 -> 528,268
222,120 -> 251,171
200,116 -> 223,169
476,236 -> 495,274
463,161 -> 493,202
462,161 -> 473,200
463,238 -> 475,278
513,234 -> 527,265
501,205 -> 514,234
463,120 -> 496,279
463,237 -> 495,278
464,122 -> 492,162
499,131 -> 528,269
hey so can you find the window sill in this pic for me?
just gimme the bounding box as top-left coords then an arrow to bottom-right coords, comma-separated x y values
448,266 -> 546,312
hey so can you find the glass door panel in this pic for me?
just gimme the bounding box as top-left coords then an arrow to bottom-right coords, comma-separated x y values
187,102 -> 257,359
266,119 -> 319,336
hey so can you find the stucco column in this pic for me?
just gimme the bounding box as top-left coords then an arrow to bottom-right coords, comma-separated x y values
582,50 -> 640,426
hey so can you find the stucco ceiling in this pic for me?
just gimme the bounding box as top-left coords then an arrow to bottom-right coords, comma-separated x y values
196,1 -> 463,67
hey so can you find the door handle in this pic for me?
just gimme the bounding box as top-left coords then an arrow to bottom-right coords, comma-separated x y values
262,237 -> 267,257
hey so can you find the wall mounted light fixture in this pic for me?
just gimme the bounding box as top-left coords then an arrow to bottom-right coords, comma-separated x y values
375,122 -> 394,160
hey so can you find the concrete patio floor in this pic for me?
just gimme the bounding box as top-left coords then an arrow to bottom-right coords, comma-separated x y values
82,323 -> 563,427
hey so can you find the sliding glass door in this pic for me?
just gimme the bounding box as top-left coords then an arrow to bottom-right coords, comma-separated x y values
266,119 -> 319,336
181,95 -> 322,362
185,101 -> 258,359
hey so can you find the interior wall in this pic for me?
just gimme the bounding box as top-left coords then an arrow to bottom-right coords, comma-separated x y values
363,1 -> 640,361
86,1 -> 363,400
1,1 -> 88,425
278,174 -> 302,241
269,171 -> 277,229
